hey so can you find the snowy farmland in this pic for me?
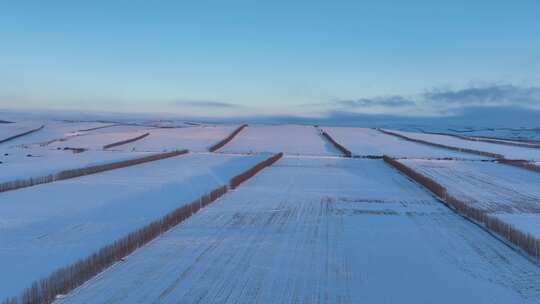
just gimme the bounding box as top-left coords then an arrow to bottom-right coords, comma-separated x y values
0,147 -> 153,184
0,122 -> 43,143
322,127 -> 482,159
57,158 -> 540,304
387,129 -> 540,160
112,125 -> 240,152
221,124 -> 341,156
2,121 -> 113,147
1,118 -> 540,304
0,153 -> 266,299
400,159 -> 540,239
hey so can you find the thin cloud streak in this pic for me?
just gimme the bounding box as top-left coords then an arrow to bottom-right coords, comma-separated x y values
425,84 -> 540,106
171,100 -> 242,108
307,84 -> 540,116
335,96 -> 416,108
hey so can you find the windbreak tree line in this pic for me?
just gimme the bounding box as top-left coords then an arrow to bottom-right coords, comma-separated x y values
384,156 -> 540,261
0,150 -> 188,193
208,124 -> 248,152
3,152 -> 283,304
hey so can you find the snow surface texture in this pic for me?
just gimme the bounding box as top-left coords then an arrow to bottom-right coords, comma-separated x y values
58,158 -> 540,304
401,159 -> 540,239
388,129 -> 540,160
113,125 -> 239,152
221,124 -> 341,156
0,153 -> 266,299
323,127 -> 482,159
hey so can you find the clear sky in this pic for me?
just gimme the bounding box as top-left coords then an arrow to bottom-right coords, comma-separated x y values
1,0 -> 539,117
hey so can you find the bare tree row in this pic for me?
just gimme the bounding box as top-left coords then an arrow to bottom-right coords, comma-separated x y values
103,132 -> 150,149
0,150 -> 188,193
3,152 -> 283,304
0,125 -> 44,144
378,129 -> 503,158
230,152 -> 283,188
498,159 -> 540,174
421,130 -> 540,150
208,124 -> 248,152
316,127 -> 352,158
383,156 -> 540,260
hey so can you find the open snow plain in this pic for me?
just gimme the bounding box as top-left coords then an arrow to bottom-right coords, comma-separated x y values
58,157 -> 540,304
1,120 -> 540,303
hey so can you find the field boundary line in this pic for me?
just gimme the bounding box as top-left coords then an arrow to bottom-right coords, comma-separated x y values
315,126 -> 352,158
77,124 -> 120,132
383,155 -> 540,262
420,130 -> 540,150
208,124 -> 248,152
0,150 -> 188,193
2,152 -> 282,304
0,125 -> 45,145
497,159 -> 540,174
377,128 -> 503,158
103,132 -> 150,149
230,152 -> 283,188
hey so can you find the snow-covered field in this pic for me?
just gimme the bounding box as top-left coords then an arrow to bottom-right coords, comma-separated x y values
0,123 -> 240,185
57,158 -> 540,304
443,128 -> 540,142
221,124 -> 341,156
0,122 -> 158,184
0,147 -> 153,184
48,131 -> 150,150
113,125 -> 239,152
387,129 -> 540,160
400,159 -> 540,239
323,127 -> 482,159
1,121 -> 112,147
0,121 -> 43,142
2,117 -> 540,303
0,153 -> 266,299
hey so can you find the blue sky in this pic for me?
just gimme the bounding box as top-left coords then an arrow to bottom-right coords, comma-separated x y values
1,0 -> 539,117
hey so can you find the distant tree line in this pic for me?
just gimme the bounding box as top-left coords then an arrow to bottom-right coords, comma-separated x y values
316,127 -> 352,158
230,152 -> 283,188
103,132 -> 150,149
383,155 -> 540,260
378,129 -> 503,159
76,124 -> 119,132
420,130 -> 540,150
0,125 -> 44,144
208,124 -> 248,152
0,150 -> 188,193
